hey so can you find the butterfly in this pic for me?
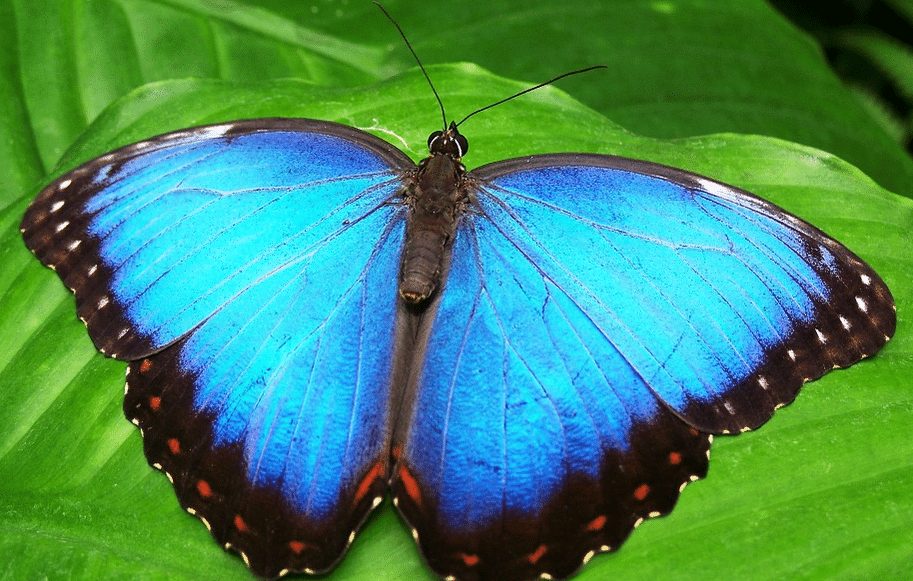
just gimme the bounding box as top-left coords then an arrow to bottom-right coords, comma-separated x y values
19,14 -> 896,581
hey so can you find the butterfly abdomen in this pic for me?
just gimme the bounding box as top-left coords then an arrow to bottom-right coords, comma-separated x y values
399,154 -> 468,304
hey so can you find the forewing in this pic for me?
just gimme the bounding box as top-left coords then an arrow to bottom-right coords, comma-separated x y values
470,155 -> 895,433
20,118 -> 413,359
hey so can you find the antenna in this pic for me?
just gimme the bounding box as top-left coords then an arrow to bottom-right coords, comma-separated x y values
455,65 -> 607,127
374,2 -> 448,131
375,3 -> 606,133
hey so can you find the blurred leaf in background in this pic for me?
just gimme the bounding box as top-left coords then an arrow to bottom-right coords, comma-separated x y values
0,1 -> 910,580
772,0 -> 913,153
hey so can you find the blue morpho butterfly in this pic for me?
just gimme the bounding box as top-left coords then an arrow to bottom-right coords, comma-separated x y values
20,10 -> 896,581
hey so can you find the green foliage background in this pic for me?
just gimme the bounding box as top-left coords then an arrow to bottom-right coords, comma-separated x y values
0,1 -> 910,579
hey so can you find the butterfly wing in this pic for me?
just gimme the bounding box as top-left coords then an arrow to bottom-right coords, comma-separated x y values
21,119 -> 412,359
393,155 -> 895,579
21,119 -> 415,575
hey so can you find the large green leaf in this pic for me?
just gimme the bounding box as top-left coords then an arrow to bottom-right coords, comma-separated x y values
256,0 -> 913,197
1,67 -> 910,579
2,0 -> 912,202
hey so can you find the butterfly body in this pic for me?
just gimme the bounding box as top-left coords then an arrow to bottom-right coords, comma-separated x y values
21,117 -> 895,580
399,126 -> 469,304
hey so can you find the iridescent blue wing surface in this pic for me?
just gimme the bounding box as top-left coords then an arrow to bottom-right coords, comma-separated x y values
21,119 -> 414,576
393,154 -> 895,579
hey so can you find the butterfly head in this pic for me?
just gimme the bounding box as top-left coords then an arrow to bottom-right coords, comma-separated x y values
427,122 -> 469,159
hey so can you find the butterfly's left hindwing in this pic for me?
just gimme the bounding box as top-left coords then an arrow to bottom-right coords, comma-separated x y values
21,119 -> 415,576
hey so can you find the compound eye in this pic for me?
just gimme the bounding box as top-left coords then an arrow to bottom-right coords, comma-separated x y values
427,131 -> 443,151
455,133 -> 469,156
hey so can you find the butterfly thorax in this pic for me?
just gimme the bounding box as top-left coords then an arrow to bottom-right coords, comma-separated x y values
399,126 -> 469,304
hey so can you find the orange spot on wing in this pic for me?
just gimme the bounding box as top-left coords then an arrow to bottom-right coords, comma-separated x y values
458,552 -> 480,566
668,451 -> 682,465
196,480 -> 212,498
586,515 -> 607,532
398,465 -> 421,506
353,460 -> 385,505
288,540 -> 309,554
139,359 -> 152,373
528,544 -> 548,565
634,483 -> 650,501
166,438 -> 181,455
149,396 -> 161,411
234,514 -> 248,533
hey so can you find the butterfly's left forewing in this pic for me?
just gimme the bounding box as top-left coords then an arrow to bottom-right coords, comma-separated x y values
21,119 -> 412,359
21,119 -> 416,576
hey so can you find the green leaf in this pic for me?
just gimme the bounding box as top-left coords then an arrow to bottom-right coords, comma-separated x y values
831,27 -> 913,103
1,68 -> 910,580
3,0 -> 912,202
274,0 -> 913,197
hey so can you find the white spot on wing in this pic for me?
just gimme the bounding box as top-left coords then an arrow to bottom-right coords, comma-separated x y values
88,265 -> 98,276
201,124 -> 233,138
839,315 -> 851,330
98,296 -> 110,308
723,401 -> 736,415
815,328 -> 827,344
758,376 -> 769,390
788,349 -> 796,361
856,296 -> 868,313
50,200 -> 65,212
67,239 -> 81,250
59,179 -> 72,190
861,274 -> 871,286
695,177 -> 736,200
55,221 -> 70,232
